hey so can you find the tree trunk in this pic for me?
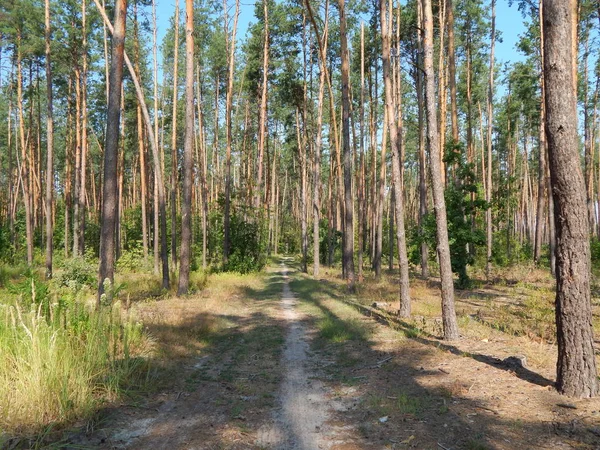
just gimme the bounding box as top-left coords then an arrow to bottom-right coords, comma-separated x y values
417,0 -> 429,278
44,0 -> 54,279
134,0 -> 148,261
447,0 -> 458,143
79,0 -> 88,256
16,36 -> 33,266
542,0 -> 598,398
98,0 -> 127,304
485,0 -> 495,280
152,0 -> 160,274
381,0 -> 410,316
223,0 -> 240,266
338,0 -> 354,290
93,0 -> 170,289
256,0 -> 269,208
422,0 -> 459,340
171,0 -> 180,270
177,0 -> 194,295
312,1 -> 329,277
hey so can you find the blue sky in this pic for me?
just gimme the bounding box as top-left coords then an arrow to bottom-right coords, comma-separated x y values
154,0 -> 526,70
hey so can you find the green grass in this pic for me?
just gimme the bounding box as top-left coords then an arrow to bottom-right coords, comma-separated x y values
0,296 -> 152,441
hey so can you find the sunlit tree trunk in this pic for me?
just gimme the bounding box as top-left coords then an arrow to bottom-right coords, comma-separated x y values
381,0 -> 410,316
485,0 -> 495,280
177,0 -> 194,295
338,0 -> 354,290
98,0 -> 127,304
93,0 -> 170,288
16,35 -> 33,266
223,0 -> 240,266
171,0 -> 180,270
256,0 -> 269,209
152,0 -> 160,274
134,0 -> 148,261
422,0 -> 459,340
79,0 -> 88,255
543,0 -> 598,398
44,0 -> 54,279
417,0 -> 428,278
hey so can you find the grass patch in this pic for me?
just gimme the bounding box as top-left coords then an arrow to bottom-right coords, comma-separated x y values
0,299 -> 152,440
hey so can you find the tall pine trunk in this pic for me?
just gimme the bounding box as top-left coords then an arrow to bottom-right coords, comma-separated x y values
542,0 -> 598,398
381,0 -> 410,316
98,0 -> 127,304
338,0 -> 354,290
422,0 -> 459,340
44,0 -> 54,279
177,0 -> 194,295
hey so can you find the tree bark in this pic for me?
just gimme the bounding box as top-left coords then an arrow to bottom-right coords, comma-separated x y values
79,0 -> 88,255
416,0 -> 429,278
338,0 -> 354,290
381,0 -> 410,317
171,0 -> 180,270
312,0 -> 329,277
422,0 -> 459,340
223,0 -> 240,266
256,0 -> 269,209
44,0 -> 54,279
177,0 -> 194,295
94,0 -> 170,289
98,0 -> 127,304
485,0 -> 495,280
542,0 -> 599,398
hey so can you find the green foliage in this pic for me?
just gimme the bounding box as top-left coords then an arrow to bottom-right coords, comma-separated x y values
416,142 -> 487,288
117,244 -> 150,273
590,238 -> 600,265
224,213 -> 267,274
55,256 -> 97,291
206,200 -> 268,274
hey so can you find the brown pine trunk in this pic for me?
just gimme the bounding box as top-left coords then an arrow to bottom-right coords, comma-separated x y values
79,0 -> 88,255
171,0 -> 180,270
256,0 -> 269,208
44,0 -> 54,279
542,0 -> 598,398
73,65 -> 81,257
98,0 -> 127,304
134,0 -> 148,261
422,0 -> 459,340
177,0 -> 194,295
16,36 -> 33,266
338,0 -> 354,290
93,0 -> 170,289
223,0 -> 240,266
152,0 -> 160,274
485,0 -> 495,279
381,0 -> 410,316
447,0 -> 458,143
312,0 -> 329,276
416,0 -> 429,278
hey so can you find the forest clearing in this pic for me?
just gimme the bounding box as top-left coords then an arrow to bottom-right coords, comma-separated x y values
1,257 -> 599,448
1,0 -> 600,447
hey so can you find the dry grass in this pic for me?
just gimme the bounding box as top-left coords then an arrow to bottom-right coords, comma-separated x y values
306,263 -> 600,374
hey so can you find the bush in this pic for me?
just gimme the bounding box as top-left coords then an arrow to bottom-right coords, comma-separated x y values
224,214 -> 267,274
55,256 -> 97,291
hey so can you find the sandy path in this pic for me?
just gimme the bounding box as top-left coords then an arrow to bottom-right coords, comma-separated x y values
257,261 -> 331,449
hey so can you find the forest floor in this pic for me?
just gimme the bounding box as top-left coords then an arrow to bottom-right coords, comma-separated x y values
58,257 -> 600,449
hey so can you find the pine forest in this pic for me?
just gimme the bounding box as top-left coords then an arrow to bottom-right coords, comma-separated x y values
0,0 -> 600,447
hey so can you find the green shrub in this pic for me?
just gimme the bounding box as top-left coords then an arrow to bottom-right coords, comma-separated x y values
55,256 -> 97,291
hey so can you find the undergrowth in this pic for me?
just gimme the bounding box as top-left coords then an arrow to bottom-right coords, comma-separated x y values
0,273 -> 153,442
